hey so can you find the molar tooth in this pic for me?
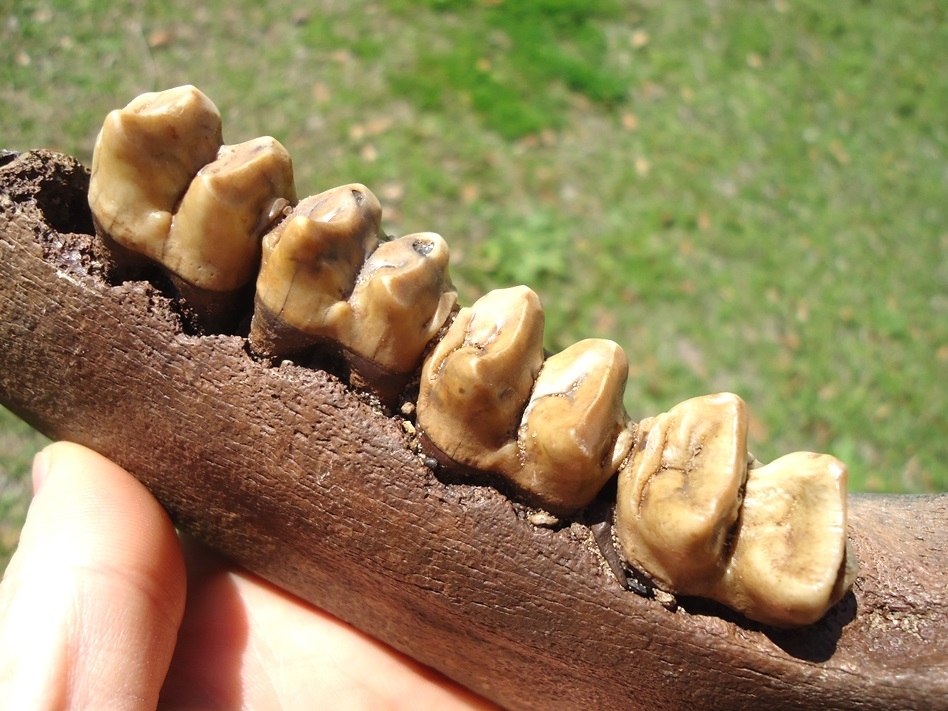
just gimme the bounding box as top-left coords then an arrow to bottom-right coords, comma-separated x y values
344,232 -> 457,396
88,85 -> 223,265
515,339 -> 633,514
164,136 -> 296,293
615,393 -> 749,593
249,184 -> 382,358
417,285 -> 545,475
708,451 -> 857,627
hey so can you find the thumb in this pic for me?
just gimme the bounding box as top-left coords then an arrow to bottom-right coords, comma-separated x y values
0,441 -> 186,710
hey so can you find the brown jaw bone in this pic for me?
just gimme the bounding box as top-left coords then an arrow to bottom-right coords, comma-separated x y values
2,149 -> 947,710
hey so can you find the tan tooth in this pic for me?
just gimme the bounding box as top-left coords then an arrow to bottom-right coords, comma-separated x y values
615,393 -> 749,593
249,184 -> 382,358
515,339 -> 633,514
417,285 -> 545,475
88,85 -> 222,263
344,232 -> 457,388
164,136 -> 296,293
708,451 -> 857,627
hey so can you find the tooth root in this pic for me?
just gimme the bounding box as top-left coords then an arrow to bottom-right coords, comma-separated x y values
515,339 -> 633,514
709,451 -> 857,627
344,232 -> 457,397
615,393 -> 749,593
249,184 -> 382,358
88,85 -> 223,265
417,285 -> 545,474
164,136 -> 296,293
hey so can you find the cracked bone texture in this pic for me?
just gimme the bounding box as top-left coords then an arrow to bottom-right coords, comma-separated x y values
418,289 -> 634,514
514,338 -> 634,513
249,184 -> 382,357
88,85 -> 223,262
344,232 -> 457,376
707,451 -> 858,627
616,393 -> 750,593
164,136 -> 296,292
418,285 -> 546,477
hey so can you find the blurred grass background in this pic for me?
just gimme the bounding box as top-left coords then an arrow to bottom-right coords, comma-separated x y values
1,0 -> 946,571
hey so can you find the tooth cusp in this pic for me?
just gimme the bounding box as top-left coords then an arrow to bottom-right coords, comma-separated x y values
165,136 -> 296,292
615,394 -> 857,627
249,184 -> 383,358
88,84 -> 223,265
616,393 -> 749,592
418,289 -> 633,515
708,451 -> 858,627
515,339 -> 633,514
418,286 -> 546,475
344,232 -> 457,394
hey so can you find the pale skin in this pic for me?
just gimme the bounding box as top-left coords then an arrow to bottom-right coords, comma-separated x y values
0,442 -> 497,710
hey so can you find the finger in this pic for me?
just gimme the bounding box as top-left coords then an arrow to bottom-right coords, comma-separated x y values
0,442 -> 186,710
161,538 -> 498,710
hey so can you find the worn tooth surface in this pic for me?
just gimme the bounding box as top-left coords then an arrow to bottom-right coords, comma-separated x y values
515,339 -> 633,514
708,451 -> 857,627
88,85 -> 223,263
615,393 -> 749,593
249,184 -> 382,358
164,136 -> 296,293
345,232 -> 457,379
417,285 -> 545,475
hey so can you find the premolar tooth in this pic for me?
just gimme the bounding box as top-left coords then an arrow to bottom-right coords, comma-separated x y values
615,393 -> 749,593
164,137 -> 296,293
708,451 -> 857,627
417,285 -> 545,475
344,232 -> 457,394
249,184 -> 382,358
88,85 -> 223,264
515,339 -> 633,514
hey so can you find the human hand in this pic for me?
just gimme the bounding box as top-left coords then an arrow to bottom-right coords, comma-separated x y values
0,442 -> 496,710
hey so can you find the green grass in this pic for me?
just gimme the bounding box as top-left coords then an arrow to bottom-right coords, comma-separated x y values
1,0 -> 946,570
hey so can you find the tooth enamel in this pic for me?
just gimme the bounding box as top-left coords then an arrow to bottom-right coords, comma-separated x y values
708,451 -> 857,627
615,393 -> 749,593
249,184 -> 382,357
417,285 -> 545,475
345,232 -> 457,376
163,136 -> 296,292
88,85 -> 223,262
515,339 -> 633,514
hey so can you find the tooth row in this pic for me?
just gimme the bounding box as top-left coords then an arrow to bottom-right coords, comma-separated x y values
87,85 -> 857,628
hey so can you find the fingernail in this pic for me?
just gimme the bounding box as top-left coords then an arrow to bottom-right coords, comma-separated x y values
31,447 -> 51,493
